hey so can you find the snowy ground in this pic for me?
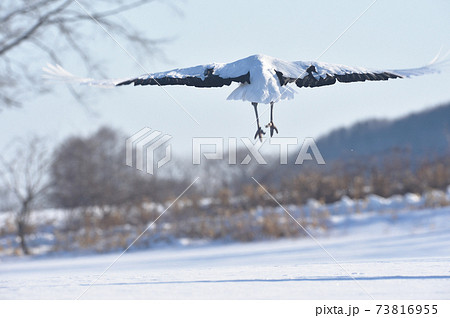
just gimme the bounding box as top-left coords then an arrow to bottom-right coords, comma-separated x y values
1,206 -> 449,299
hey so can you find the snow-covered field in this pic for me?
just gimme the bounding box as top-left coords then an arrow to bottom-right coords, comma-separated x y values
1,204 -> 449,299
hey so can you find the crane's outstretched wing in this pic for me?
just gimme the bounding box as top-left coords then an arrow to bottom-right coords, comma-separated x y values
43,63 -> 251,88
116,64 -> 250,88
275,58 -> 447,88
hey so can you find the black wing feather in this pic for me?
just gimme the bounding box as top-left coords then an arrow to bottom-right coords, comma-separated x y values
275,66 -> 402,88
116,70 -> 250,88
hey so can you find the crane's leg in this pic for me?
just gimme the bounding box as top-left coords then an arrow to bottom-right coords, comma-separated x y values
265,101 -> 279,137
252,102 -> 265,141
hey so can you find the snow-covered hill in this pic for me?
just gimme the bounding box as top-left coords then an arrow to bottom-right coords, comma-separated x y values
316,102 -> 450,161
1,203 -> 449,299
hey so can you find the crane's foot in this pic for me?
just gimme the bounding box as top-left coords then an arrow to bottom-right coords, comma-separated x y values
254,127 -> 266,141
265,121 -> 279,137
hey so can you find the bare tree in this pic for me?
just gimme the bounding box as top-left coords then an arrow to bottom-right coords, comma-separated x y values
50,126 -> 130,208
0,138 -> 51,255
0,0 -> 173,108
50,126 -> 187,210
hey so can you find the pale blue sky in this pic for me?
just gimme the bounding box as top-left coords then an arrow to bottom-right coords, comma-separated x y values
1,0 -> 449,156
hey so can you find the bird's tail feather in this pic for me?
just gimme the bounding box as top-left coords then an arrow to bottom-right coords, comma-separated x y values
42,64 -> 123,88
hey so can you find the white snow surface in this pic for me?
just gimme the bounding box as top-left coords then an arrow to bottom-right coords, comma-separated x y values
43,54 -> 447,104
1,205 -> 450,300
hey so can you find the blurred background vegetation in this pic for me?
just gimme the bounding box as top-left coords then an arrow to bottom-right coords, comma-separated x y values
1,102 -> 449,256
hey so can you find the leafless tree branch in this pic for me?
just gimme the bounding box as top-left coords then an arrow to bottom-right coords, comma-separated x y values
0,0 -> 174,109
0,137 -> 51,254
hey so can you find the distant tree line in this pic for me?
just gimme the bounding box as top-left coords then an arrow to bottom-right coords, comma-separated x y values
50,127 -> 189,209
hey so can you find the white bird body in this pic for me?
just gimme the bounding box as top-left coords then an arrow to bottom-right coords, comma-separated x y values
222,55 -> 296,103
43,53 -> 448,139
